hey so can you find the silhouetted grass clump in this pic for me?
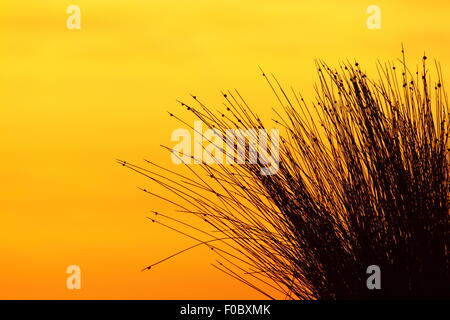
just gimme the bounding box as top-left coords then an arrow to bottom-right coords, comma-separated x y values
119,51 -> 449,299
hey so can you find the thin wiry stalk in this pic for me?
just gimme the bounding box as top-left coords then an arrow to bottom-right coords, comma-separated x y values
119,51 -> 449,299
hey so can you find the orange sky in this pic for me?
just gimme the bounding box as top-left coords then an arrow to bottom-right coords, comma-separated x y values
0,0 -> 449,299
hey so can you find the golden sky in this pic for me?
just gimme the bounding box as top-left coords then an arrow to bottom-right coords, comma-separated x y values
0,0 -> 449,299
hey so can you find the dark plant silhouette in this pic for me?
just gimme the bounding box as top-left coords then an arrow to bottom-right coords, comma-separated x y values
119,51 -> 449,299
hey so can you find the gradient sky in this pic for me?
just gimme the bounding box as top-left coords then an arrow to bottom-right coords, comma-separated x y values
1,0 -> 449,299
